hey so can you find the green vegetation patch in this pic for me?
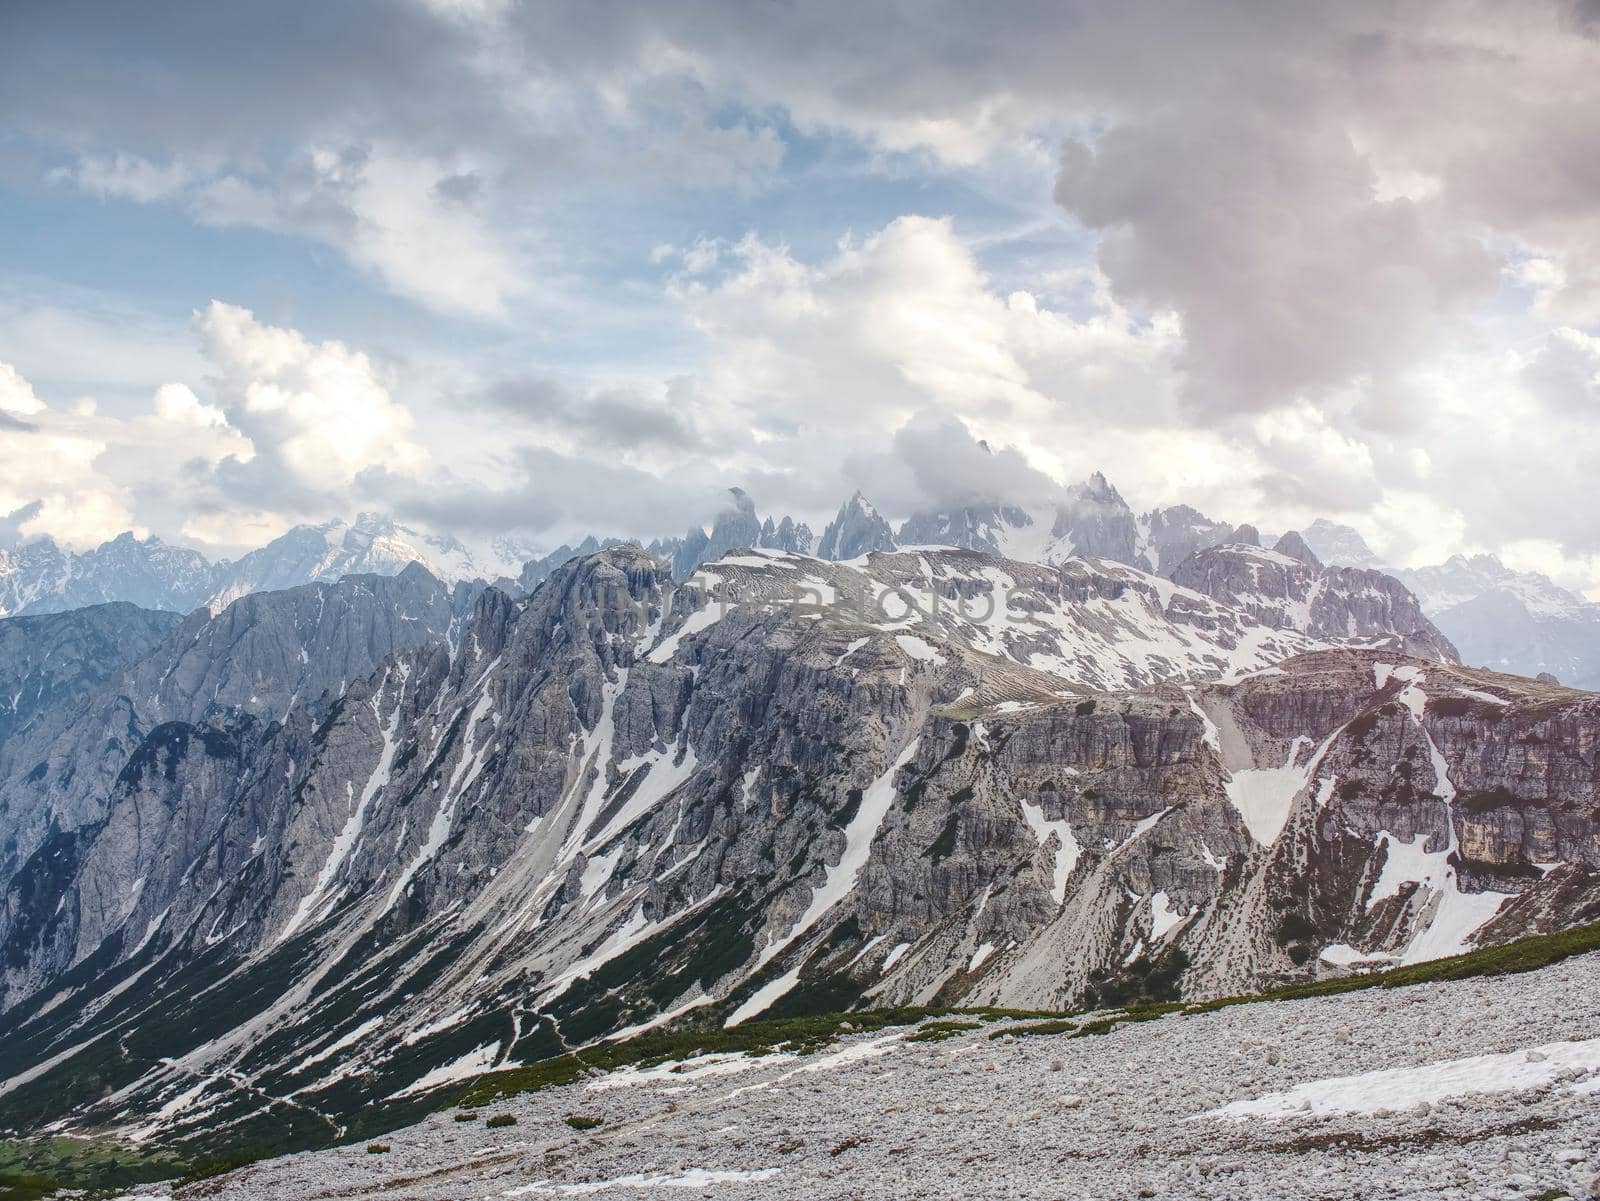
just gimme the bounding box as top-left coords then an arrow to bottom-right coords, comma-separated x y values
907,1019 -> 982,1043
1191,919 -> 1600,1014
0,1136 -> 182,1199
457,1004 -> 1061,1107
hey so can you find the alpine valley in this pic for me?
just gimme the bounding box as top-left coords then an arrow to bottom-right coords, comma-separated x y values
0,481 -> 1597,1182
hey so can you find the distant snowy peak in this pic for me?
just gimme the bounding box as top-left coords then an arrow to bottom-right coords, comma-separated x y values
1300,519 -> 1383,570
0,513 -> 531,619
0,531 -> 217,617
1395,553 -> 1590,621
206,513 -> 528,610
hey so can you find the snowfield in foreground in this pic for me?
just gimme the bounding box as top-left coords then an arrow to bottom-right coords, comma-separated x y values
139,954 -> 1600,1201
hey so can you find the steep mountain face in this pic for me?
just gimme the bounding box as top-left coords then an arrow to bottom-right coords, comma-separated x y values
1138,505 -> 1252,576
1171,542 -> 1459,662
0,565 -> 478,889
1300,518 -> 1383,569
1304,537 -> 1600,689
207,513 -> 528,610
1044,471 -> 1139,564
884,653 -> 1600,1011
0,603 -> 183,751
818,492 -> 899,560
0,545 -> 1589,1161
1426,588 -> 1600,690
0,532 -> 218,617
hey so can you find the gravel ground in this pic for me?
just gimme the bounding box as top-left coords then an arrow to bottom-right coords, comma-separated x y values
148,954 -> 1600,1201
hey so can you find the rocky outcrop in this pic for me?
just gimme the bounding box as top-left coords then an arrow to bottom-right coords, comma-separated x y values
1172,543 -> 1458,662
818,492 -> 899,560
0,603 -> 182,750
1272,530 -> 1322,568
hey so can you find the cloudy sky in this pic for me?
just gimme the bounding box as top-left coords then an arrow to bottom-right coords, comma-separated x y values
2,1 -> 1598,592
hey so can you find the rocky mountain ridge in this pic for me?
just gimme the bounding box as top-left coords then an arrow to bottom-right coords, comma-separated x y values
0,603 -> 183,751
0,544 -> 1589,1162
0,512 -> 527,619
1304,522 -> 1600,688
0,564 -> 480,887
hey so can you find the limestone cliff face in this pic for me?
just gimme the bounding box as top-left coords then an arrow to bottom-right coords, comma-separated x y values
0,565 -> 476,896
0,602 -> 182,751
859,653 -> 1599,1013
1172,542 -> 1458,662
0,545 -> 1593,1158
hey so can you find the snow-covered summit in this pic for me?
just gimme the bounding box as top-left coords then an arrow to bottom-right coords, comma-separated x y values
206,513 -> 531,610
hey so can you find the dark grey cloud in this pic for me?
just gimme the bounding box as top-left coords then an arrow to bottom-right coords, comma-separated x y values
0,411 -> 38,433
0,0 -> 486,161
433,171 -> 484,206
0,501 -> 43,545
477,377 -> 701,451
888,415 -> 1059,510
1055,117 -> 1495,414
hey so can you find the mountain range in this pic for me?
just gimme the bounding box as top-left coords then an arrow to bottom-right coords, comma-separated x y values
0,525 -> 1593,1166
0,512 -> 531,619
0,467 -> 1595,1173
6,478 -> 1595,691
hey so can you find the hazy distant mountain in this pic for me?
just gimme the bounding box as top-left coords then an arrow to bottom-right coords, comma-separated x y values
0,602 -> 183,749
1302,523 -> 1600,688
1300,518 -> 1384,570
0,531 -> 217,617
0,514 -> 534,620
1393,554 -> 1600,688
207,513 -> 531,610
